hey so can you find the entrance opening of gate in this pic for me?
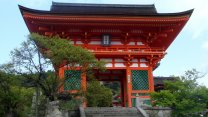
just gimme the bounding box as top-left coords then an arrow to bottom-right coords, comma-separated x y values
93,70 -> 126,107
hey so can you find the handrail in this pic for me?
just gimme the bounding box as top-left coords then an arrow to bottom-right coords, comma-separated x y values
136,96 -> 149,117
89,50 -> 166,55
87,47 -> 165,53
79,106 -> 86,117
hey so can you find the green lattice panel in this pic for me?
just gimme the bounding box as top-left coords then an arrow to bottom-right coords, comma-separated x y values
64,70 -> 81,90
131,70 -> 149,90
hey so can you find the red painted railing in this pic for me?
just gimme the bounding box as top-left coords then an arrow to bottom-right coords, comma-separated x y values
85,47 -> 165,54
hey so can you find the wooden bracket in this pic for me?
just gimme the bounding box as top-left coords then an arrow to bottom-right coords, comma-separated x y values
124,54 -> 134,66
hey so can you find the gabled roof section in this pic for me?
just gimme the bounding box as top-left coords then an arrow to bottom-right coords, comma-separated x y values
50,2 -> 157,15
19,2 -> 193,17
18,2 -> 193,51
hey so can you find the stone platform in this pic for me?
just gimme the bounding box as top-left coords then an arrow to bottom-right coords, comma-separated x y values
84,107 -> 143,117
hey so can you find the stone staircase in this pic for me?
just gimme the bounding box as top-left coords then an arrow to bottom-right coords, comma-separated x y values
84,107 -> 144,117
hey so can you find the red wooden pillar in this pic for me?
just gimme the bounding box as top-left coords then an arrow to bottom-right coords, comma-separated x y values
81,72 -> 87,90
126,67 -> 132,107
148,67 -> 154,92
59,67 -> 65,92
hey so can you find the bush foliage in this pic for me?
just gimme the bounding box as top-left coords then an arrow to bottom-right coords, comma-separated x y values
0,71 -> 34,117
151,69 -> 208,117
86,79 -> 112,107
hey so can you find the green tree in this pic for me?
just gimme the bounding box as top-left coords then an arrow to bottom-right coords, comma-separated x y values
29,33 -> 105,100
0,71 -> 34,117
86,79 -> 113,107
151,69 -> 208,117
2,33 -> 104,101
1,33 -> 105,116
0,35 -> 53,116
30,33 -> 105,73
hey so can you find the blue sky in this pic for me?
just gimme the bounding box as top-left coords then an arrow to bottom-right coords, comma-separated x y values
1,0 -> 208,86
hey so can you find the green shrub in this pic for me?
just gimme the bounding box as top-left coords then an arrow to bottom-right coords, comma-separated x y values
59,98 -> 82,110
151,69 -> 208,116
86,80 -> 112,107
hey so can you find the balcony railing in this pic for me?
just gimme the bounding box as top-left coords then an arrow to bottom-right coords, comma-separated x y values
86,47 -> 165,55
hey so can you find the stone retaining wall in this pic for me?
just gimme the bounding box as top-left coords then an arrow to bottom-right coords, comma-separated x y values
143,106 -> 172,117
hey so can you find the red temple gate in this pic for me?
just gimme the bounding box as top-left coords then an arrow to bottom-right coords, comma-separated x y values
19,2 -> 193,107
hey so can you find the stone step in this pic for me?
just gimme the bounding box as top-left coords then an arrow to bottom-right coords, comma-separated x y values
85,114 -> 141,117
84,107 -> 144,117
86,112 -> 138,114
86,115 -> 140,117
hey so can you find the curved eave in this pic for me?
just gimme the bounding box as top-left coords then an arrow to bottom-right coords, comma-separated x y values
19,5 -> 193,51
18,5 -> 51,16
156,9 -> 193,18
19,5 -> 193,17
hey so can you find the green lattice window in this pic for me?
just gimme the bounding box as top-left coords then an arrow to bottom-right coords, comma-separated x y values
64,70 -> 81,90
131,70 -> 149,90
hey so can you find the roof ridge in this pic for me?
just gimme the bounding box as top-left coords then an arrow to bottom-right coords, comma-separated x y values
52,1 -> 156,8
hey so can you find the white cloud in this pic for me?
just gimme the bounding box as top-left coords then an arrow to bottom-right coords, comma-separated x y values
202,41 -> 208,49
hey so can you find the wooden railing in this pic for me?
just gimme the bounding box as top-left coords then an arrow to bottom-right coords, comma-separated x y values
86,47 -> 165,54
